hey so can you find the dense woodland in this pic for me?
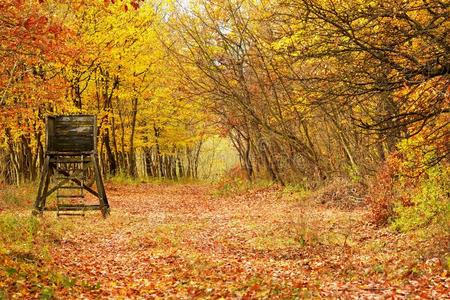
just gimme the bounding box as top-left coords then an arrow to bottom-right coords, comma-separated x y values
1,0 -> 449,222
0,0 -> 449,297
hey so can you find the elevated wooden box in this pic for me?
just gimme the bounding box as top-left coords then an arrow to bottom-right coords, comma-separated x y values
46,115 -> 97,154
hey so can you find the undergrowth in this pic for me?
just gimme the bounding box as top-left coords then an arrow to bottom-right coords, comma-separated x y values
212,177 -> 276,198
0,213 -> 73,299
108,173 -> 202,186
1,160 -> 448,298
392,165 -> 450,232
0,184 -> 35,210
307,177 -> 366,209
280,184 -> 310,202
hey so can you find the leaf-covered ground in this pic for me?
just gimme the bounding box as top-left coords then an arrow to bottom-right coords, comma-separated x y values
1,184 -> 449,299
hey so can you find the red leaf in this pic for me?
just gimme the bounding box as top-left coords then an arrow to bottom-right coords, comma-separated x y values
48,25 -> 61,35
24,16 -> 36,30
37,16 -> 48,25
131,1 -> 139,9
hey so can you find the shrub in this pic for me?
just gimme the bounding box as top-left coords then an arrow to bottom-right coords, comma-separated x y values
0,213 -> 65,256
311,177 -> 366,210
0,213 -> 72,298
366,154 -> 404,225
0,213 -> 39,254
367,134 -> 449,230
213,166 -> 250,197
0,184 -> 35,209
392,165 -> 450,232
213,166 -> 276,198
281,184 -> 310,202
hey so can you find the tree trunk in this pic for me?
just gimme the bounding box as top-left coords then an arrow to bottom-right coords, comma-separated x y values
129,97 -> 138,178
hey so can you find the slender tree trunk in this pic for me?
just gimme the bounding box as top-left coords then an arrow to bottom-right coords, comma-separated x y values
129,97 -> 138,177
103,129 -> 117,175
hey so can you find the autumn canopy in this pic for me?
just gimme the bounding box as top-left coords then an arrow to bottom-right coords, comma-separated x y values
0,0 -> 449,297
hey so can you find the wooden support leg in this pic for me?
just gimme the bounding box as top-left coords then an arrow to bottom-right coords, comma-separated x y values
40,167 -> 52,212
54,167 -> 100,198
92,154 -> 110,217
33,156 -> 50,215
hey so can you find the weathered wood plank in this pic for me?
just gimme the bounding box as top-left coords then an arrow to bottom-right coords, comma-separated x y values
54,135 -> 94,140
46,115 -> 97,153
53,126 -> 94,134
53,146 -> 93,152
54,138 -> 93,144
51,134 -> 94,152
55,116 -> 95,123
55,122 -> 94,128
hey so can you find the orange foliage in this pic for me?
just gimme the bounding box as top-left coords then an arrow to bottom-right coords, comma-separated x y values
366,154 -> 405,226
0,0 -> 73,137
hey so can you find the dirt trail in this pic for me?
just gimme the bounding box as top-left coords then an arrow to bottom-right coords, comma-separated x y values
51,184 -> 449,299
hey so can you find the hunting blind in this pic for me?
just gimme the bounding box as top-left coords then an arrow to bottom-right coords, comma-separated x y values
33,115 -> 110,217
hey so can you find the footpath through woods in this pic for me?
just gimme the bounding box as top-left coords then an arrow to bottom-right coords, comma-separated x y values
3,184 -> 448,299
46,184 -> 448,299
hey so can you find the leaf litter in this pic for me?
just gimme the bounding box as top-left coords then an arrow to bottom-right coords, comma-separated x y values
3,183 -> 448,299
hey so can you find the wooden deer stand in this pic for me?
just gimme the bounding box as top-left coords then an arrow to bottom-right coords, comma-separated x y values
33,115 -> 110,217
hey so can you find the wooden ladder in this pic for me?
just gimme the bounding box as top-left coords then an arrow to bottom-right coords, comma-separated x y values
56,155 -> 87,217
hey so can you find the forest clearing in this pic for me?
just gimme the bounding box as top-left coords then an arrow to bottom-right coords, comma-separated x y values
1,183 -> 448,298
0,0 -> 449,298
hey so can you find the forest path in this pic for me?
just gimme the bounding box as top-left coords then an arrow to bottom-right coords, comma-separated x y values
50,184 -> 448,299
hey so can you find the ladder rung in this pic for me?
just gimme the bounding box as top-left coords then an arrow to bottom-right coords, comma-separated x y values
57,205 -> 101,211
58,203 -> 100,209
60,205 -> 101,210
44,206 -> 98,211
58,206 -> 85,211
57,213 -> 85,216
57,195 -> 84,198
